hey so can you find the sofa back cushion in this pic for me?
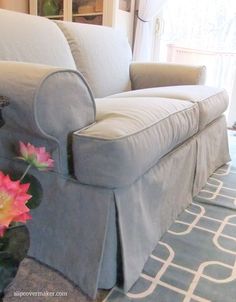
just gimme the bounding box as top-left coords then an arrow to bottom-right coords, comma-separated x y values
56,21 -> 132,98
0,9 -> 76,69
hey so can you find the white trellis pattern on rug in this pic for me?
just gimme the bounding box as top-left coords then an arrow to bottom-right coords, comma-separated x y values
105,137 -> 236,302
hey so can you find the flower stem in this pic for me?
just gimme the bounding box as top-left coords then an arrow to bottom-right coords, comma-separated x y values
20,164 -> 32,182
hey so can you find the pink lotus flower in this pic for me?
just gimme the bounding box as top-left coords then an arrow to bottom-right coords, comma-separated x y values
0,225 -> 6,237
0,171 -> 32,237
19,141 -> 54,171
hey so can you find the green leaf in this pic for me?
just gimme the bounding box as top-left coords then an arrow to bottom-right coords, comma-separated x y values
3,225 -> 30,263
0,226 -> 29,296
22,174 -> 43,209
0,236 -> 9,251
0,252 -> 19,295
8,172 -> 43,209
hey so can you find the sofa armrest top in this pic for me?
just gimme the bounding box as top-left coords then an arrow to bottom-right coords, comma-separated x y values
0,61 -> 96,142
130,62 -> 206,90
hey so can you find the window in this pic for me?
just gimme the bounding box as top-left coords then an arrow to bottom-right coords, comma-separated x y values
154,0 -> 236,125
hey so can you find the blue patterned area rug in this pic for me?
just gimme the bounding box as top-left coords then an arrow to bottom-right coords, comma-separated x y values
104,132 -> 236,302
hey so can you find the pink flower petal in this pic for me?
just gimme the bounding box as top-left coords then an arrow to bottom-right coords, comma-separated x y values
12,212 -> 32,223
18,141 -> 54,171
19,141 -> 28,158
0,172 -> 31,228
0,225 -> 7,237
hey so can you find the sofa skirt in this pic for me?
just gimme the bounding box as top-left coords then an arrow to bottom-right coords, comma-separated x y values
100,115 -> 230,294
193,115 -> 231,195
0,115 -> 230,299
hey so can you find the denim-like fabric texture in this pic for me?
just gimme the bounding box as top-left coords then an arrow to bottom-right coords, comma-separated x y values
0,61 -> 95,174
56,21 -> 132,98
73,97 -> 199,187
114,138 -> 197,292
106,133 -> 235,302
0,118 -> 229,299
130,62 -> 206,89
109,85 -> 229,130
0,9 -> 230,300
0,156 -> 114,299
0,9 -> 76,68
193,115 -> 231,195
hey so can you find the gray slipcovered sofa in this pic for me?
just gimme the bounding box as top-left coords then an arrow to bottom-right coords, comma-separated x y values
0,9 -> 230,299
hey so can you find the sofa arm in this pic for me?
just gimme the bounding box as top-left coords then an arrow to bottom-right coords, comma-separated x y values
130,62 -> 206,90
0,61 -> 95,173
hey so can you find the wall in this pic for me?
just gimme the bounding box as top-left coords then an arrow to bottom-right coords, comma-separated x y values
0,0 -> 29,13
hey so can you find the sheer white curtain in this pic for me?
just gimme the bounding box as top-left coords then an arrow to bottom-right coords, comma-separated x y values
228,78 -> 236,127
133,0 -> 167,61
159,0 -> 236,126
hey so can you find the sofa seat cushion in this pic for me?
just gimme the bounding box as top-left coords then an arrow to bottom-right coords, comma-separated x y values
72,97 -> 199,188
109,85 -> 228,130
